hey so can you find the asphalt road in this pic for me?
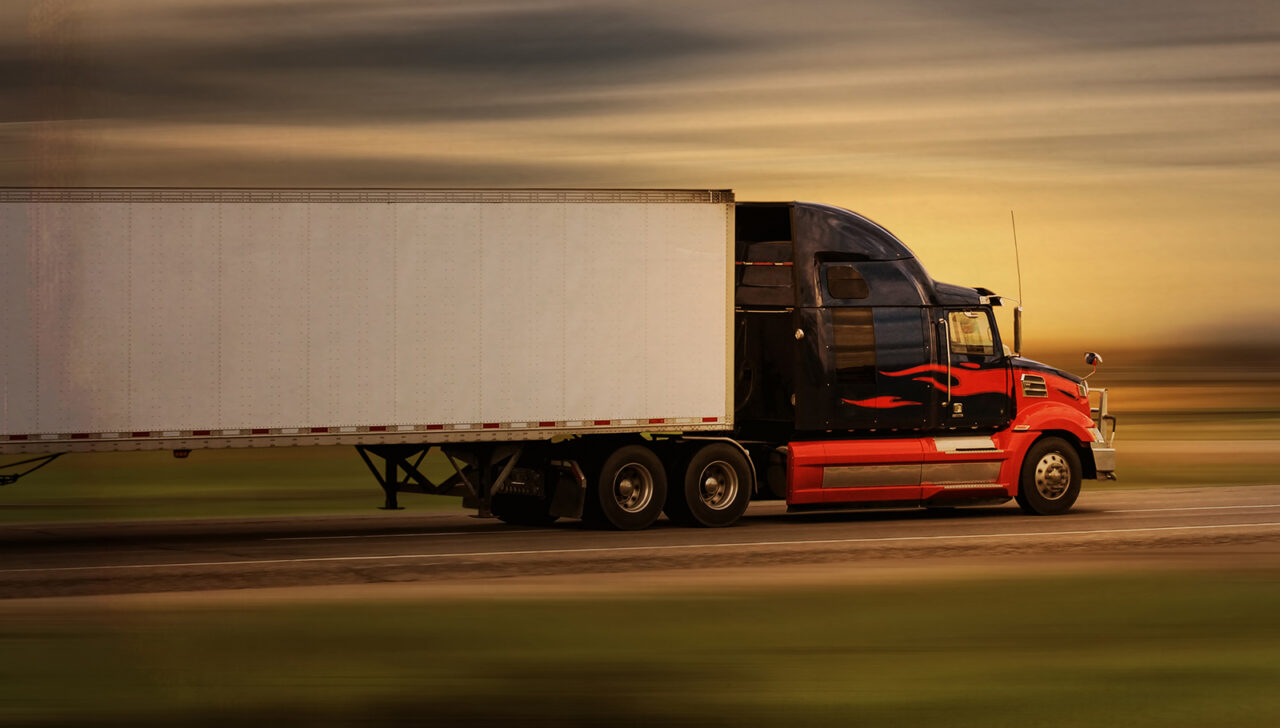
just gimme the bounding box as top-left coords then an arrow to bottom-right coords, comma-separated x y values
3,484 -> 1279,599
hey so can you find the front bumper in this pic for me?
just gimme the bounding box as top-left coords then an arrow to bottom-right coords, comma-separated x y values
1091,442 -> 1116,479
1089,386 -> 1116,479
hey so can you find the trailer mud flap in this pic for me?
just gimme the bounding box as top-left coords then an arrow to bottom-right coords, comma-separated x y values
548,459 -> 588,519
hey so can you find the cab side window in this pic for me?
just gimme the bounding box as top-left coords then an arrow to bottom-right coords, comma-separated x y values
947,311 -> 998,360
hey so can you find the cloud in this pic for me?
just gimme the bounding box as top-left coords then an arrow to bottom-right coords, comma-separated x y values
4,0 -> 1278,179
1,1 -> 749,124
910,0 -> 1280,51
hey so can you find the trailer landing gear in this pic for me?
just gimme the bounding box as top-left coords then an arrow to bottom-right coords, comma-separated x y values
0,453 -> 64,486
354,444 -> 513,511
356,444 -> 588,524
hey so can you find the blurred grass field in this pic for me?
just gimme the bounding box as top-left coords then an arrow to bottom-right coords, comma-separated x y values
0,446 -> 462,523
2,569 -> 1277,727
1,379 -> 1278,523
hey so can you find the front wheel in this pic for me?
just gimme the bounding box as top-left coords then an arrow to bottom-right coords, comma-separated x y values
665,443 -> 753,527
1016,437 -> 1082,516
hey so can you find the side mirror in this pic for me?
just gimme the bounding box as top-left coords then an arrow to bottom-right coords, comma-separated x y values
1083,352 -> 1103,380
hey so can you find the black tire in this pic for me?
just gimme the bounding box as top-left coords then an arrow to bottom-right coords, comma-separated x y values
591,444 -> 667,530
1017,437 -> 1082,516
664,443 -> 752,527
490,493 -> 558,526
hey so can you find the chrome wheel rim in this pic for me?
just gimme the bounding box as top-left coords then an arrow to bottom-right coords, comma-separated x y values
697,461 -> 739,511
1034,452 -> 1071,500
613,464 -> 654,513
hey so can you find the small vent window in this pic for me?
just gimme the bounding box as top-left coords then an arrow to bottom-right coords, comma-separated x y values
1022,375 -> 1048,398
826,265 -> 869,300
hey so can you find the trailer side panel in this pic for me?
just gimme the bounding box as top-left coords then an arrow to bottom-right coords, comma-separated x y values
1,189 -> 733,453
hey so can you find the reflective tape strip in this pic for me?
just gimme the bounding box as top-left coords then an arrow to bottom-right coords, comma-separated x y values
3,417 -> 727,442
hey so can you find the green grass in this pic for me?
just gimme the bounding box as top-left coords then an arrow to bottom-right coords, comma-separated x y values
1106,460 -> 1279,489
1106,414 -> 1280,489
2,569 -> 1278,726
0,446 -> 460,523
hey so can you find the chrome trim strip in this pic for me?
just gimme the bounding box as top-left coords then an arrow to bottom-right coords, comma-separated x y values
922,461 -> 1002,484
822,464 -> 921,488
932,436 -> 998,453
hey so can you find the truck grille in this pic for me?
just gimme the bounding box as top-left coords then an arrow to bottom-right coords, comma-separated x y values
1021,375 -> 1048,398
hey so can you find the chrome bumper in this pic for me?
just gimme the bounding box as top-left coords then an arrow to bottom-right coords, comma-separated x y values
1091,443 -> 1116,478
1089,387 -> 1117,479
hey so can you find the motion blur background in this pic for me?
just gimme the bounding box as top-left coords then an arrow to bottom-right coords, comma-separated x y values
2,2 -> 1278,726
6,0 -> 1280,351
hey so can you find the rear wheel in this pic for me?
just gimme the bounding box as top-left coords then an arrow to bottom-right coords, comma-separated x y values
1016,437 -> 1081,515
665,443 -> 752,527
589,445 -> 667,530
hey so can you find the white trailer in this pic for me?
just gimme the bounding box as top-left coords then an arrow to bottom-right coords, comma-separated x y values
1,188 -> 733,451
1,188 -> 738,528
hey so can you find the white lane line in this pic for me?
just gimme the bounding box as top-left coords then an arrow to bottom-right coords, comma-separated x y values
1107,505 -> 1280,514
266,529 -> 541,542
4,521 -> 1280,575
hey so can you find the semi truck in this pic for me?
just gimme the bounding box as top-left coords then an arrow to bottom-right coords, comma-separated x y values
0,187 -> 1116,529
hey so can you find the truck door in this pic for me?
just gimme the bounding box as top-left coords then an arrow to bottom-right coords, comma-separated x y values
870,307 -> 932,431
790,305 -> 877,432
827,305 -> 933,431
798,261 -> 935,433
934,308 -> 1012,430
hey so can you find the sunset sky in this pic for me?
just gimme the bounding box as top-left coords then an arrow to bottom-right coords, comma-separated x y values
5,0 -> 1278,353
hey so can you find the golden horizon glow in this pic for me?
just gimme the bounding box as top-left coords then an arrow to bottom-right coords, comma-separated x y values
5,0 -> 1279,351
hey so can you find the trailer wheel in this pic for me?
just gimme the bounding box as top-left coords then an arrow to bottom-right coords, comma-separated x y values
665,443 -> 752,527
591,445 -> 667,530
1016,437 -> 1082,516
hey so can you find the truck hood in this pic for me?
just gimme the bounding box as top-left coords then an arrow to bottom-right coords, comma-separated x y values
1009,356 -> 1084,384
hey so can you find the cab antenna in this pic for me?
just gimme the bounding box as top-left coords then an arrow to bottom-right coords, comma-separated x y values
1010,210 -> 1023,304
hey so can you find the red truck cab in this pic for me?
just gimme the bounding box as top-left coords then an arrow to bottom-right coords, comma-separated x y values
734,202 -> 1116,516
